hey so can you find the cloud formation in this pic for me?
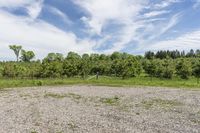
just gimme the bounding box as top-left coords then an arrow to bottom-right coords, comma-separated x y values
0,0 -> 199,60
0,10 -> 95,60
147,30 -> 200,51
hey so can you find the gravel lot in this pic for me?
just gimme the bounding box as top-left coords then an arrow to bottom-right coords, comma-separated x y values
0,85 -> 199,133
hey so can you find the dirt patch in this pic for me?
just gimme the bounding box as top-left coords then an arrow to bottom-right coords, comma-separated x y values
0,86 -> 199,133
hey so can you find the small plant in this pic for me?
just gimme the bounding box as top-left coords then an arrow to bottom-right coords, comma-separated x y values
44,93 -> 82,101
141,98 -> 183,109
136,112 -> 140,115
44,93 -> 66,99
67,93 -> 82,100
31,131 -> 38,133
100,96 -> 120,106
35,80 -> 43,86
68,122 -> 78,131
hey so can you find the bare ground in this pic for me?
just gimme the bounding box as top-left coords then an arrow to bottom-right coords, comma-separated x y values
0,85 -> 199,133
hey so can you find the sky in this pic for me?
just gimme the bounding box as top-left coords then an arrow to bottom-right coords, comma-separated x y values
0,0 -> 200,60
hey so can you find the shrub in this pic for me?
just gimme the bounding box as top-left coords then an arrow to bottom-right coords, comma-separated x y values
176,59 -> 192,79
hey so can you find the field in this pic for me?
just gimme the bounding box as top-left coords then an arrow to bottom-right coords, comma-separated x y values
0,76 -> 200,89
0,85 -> 199,133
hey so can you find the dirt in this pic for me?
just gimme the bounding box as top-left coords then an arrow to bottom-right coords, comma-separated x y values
0,85 -> 199,133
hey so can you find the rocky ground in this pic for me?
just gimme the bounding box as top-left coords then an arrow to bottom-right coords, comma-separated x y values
0,85 -> 199,133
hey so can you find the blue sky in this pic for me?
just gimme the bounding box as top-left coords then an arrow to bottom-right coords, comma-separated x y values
0,0 -> 200,60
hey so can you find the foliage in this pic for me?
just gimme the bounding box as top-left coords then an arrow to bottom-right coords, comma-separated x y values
193,61 -> 200,83
20,50 -> 35,62
9,45 -> 22,62
41,61 -> 63,78
0,77 -> 199,89
2,47 -> 200,83
161,59 -> 175,79
176,59 -> 192,79
145,49 -> 200,59
43,53 -> 64,62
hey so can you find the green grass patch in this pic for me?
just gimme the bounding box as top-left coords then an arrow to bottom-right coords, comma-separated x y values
100,96 -> 120,106
44,92 -> 82,101
67,93 -> 82,100
0,76 -> 199,90
44,93 -> 67,99
141,98 -> 183,109
0,76 -> 200,90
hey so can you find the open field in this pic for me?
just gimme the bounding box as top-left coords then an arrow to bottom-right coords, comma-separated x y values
0,76 -> 200,89
0,85 -> 199,133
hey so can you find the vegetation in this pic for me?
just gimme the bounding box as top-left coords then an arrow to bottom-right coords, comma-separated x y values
100,96 -> 120,106
141,98 -> 183,109
0,45 -> 200,89
9,45 -> 22,62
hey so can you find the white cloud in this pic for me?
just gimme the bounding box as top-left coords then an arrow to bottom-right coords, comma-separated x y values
0,0 -> 32,8
0,10 -> 95,60
26,0 -> 43,19
0,0 -> 43,19
146,30 -> 200,51
154,0 -> 182,9
74,0 -> 148,35
73,0 -> 183,53
0,0 -> 197,60
143,10 -> 170,18
149,13 -> 181,40
45,6 -> 73,25
73,0 -> 149,53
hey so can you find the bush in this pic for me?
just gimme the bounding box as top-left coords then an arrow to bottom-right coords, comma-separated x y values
176,59 -> 192,79
34,80 -> 43,86
161,59 -> 175,79
193,61 -> 200,83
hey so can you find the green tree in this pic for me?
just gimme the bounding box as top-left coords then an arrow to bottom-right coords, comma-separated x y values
80,54 -> 91,79
20,50 -> 35,62
43,53 -> 64,62
9,45 -> 22,62
121,56 -> 142,79
144,59 -> 162,79
2,63 -> 17,78
63,52 -> 81,77
111,56 -> 141,79
145,51 -> 155,59
161,59 -> 175,79
41,61 -> 63,78
193,61 -> 200,83
176,59 -> 192,79
0,64 -> 3,77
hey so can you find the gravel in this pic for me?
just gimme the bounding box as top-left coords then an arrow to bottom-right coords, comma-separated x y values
0,85 -> 199,133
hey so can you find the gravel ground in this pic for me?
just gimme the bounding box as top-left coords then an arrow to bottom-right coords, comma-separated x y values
0,85 -> 199,133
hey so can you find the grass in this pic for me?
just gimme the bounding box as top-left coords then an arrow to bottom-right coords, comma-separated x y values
31,131 -> 38,133
100,96 -> 120,106
44,93 -> 68,99
44,92 -> 82,102
0,76 -> 200,90
44,91 -> 122,107
141,98 -> 183,109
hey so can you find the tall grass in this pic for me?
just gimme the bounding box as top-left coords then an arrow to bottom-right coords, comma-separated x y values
0,76 -> 199,89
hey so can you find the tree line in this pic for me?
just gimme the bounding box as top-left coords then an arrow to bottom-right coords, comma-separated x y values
0,45 -> 200,82
145,49 -> 200,59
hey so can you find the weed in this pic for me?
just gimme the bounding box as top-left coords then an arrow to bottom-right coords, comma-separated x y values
100,96 -> 120,106
68,122 -> 78,131
67,93 -> 82,100
34,80 -> 43,86
44,93 -> 66,99
31,131 -> 38,133
141,98 -> 183,109
136,112 -> 140,115
44,92 -> 82,101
